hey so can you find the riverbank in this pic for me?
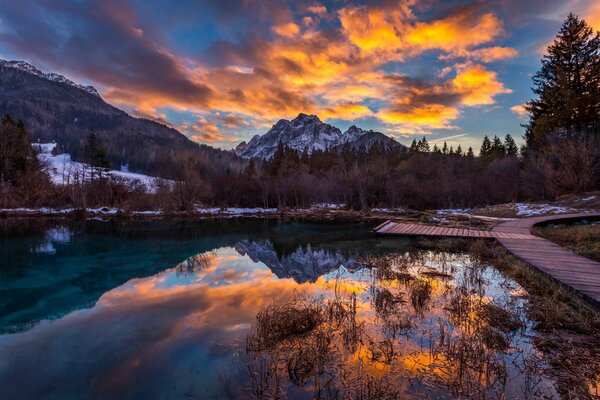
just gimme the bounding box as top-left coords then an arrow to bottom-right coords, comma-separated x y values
1,193 -> 599,224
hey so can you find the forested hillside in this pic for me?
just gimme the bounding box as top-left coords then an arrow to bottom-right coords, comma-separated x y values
0,63 -> 243,179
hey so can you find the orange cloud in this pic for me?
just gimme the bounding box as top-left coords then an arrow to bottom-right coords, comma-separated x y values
452,64 -> 512,106
585,2 -> 600,30
272,22 -> 300,38
321,102 -> 373,121
81,1 -> 516,145
407,12 -> 504,54
181,118 -> 238,143
339,3 -> 506,62
321,83 -> 379,102
510,104 -> 528,118
215,114 -> 249,128
377,104 -> 460,132
338,5 -> 409,55
373,63 -> 511,133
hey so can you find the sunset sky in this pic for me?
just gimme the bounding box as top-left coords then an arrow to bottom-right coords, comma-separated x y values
1,0 -> 599,150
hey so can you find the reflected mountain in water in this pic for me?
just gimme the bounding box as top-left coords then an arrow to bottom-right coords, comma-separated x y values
235,239 -> 365,283
0,218 -> 378,332
32,226 -> 72,254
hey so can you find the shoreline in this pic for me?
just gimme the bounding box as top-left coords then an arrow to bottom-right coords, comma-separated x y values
0,207 -> 403,221
1,204 -> 597,224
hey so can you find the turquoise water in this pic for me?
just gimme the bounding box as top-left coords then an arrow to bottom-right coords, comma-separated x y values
0,218 -> 557,399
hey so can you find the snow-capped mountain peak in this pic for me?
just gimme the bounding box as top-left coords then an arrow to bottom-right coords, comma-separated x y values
234,113 -> 401,159
341,125 -> 368,143
0,59 -> 100,97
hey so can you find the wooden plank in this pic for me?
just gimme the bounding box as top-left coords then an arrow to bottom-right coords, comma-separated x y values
373,220 -> 392,232
493,212 -> 600,307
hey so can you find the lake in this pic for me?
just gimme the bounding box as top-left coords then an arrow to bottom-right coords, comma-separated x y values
0,218 -> 559,399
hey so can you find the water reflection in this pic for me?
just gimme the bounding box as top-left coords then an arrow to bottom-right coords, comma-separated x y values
243,251 -> 555,399
31,226 -> 72,254
0,236 -> 559,399
235,239 -> 364,283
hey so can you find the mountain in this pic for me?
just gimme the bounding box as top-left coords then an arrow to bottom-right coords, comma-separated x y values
234,239 -> 365,283
0,60 -> 101,97
234,113 -> 402,159
0,59 -> 242,178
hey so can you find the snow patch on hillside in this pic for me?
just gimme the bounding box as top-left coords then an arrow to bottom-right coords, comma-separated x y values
34,143 -> 170,192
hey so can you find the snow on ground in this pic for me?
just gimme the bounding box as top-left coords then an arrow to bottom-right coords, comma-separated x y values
513,203 -> 577,216
0,208 -> 76,215
435,208 -> 472,215
370,208 -> 405,214
429,216 -> 449,223
34,143 -> 170,192
0,207 -> 122,215
194,207 -> 278,215
311,203 -> 346,210
129,210 -> 164,216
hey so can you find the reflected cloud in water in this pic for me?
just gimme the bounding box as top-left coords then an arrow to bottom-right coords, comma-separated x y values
3,220 -> 587,398
0,247 -> 307,399
0,242 -> 559,399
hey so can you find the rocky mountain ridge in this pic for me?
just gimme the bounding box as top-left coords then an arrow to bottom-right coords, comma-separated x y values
0,59 -> 100,97
235,113 -> 402,159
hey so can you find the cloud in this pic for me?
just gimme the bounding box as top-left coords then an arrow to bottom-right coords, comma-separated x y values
452,63 -> 512,106
183,118 -> 237,143
430,133 -> 469,143
0,0 -> 521,145
307,4 -> 327,15
440,46 -> 518,62
215,114 -> 249,128
321,102 -> 373,121
272,22 -> 300,37
321,83 -> 379,102
0,0 -> 213,116
338,2 -> 507,61
584,2 -> 600,30
373,63 -> 511,133
510,104 -> 528,118
377,104 -> 460,132
407,10 -> 504,55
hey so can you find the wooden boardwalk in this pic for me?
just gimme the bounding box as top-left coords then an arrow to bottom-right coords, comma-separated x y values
374,213 -> 600,305
373,221 -> 535,240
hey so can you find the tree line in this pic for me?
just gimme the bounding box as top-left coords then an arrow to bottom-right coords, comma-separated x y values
0,13 -> 598,212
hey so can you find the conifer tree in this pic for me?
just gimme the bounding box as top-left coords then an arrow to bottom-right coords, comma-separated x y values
267,141 -> 285,176
410,139 -> 418,152
417,136 -> 430,152
0,115 -> 41,185
84,130 -> 111,181
525,13 -> 600,147
432,144 -> 440,153
442,141 -> 448,155
491,135 -> 506,158
456,144 -> 463,156
466,146 -> 475,157
480,136 -> 492,157
504,134 -> 518,156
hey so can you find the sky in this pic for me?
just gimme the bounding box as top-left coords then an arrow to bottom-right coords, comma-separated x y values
1,0 -> 599,151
